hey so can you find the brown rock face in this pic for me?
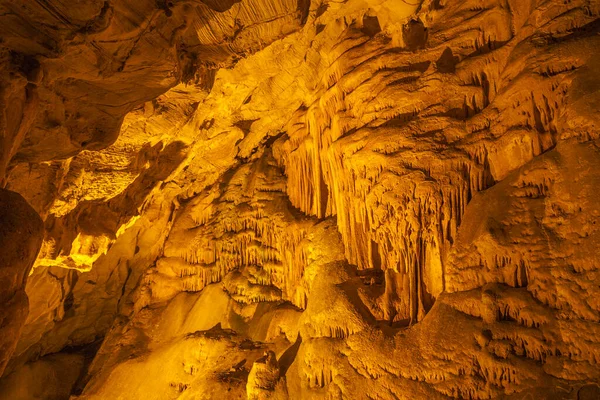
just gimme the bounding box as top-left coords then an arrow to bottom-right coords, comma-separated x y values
1,0 -> 600,399
0,0 -> 309,180
0,189 -> 43,376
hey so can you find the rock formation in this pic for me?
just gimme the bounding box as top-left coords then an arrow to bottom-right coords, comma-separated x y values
0,0 -> 600,398
0,189 -> 43,377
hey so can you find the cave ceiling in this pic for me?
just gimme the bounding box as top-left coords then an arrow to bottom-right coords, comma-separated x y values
0,0 -> 600,399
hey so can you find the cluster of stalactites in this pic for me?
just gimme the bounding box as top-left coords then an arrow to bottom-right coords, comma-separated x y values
159,153 -> 315,309
269,6 -> 570,323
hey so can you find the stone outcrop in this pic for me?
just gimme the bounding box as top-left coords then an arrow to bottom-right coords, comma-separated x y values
1,0 -> 600,399
0,189 -> 43,376
0,0 -> 309,180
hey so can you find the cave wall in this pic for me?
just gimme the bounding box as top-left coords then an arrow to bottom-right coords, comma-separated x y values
1,0 -> 600,399
0,189 -> 43,377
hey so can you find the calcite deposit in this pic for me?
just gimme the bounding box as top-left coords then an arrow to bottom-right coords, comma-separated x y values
1,0 -> 600,399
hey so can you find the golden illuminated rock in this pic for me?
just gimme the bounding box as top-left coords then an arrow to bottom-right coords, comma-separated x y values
0,0 -> 600,399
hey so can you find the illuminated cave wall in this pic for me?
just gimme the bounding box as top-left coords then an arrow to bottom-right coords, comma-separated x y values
1,0 -> 600,399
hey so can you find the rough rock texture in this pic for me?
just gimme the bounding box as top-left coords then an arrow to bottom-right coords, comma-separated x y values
1,0 -> 600,399
0,0 -> 309,180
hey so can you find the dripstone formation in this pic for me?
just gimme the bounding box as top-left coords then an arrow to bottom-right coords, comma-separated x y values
0,0 -> 599,399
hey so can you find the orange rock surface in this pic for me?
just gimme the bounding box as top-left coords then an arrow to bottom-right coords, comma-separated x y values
0,0 -> 600,399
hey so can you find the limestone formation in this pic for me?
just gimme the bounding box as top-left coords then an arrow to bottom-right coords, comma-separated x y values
0,189 -> 43,376
0,0 -> 600,399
